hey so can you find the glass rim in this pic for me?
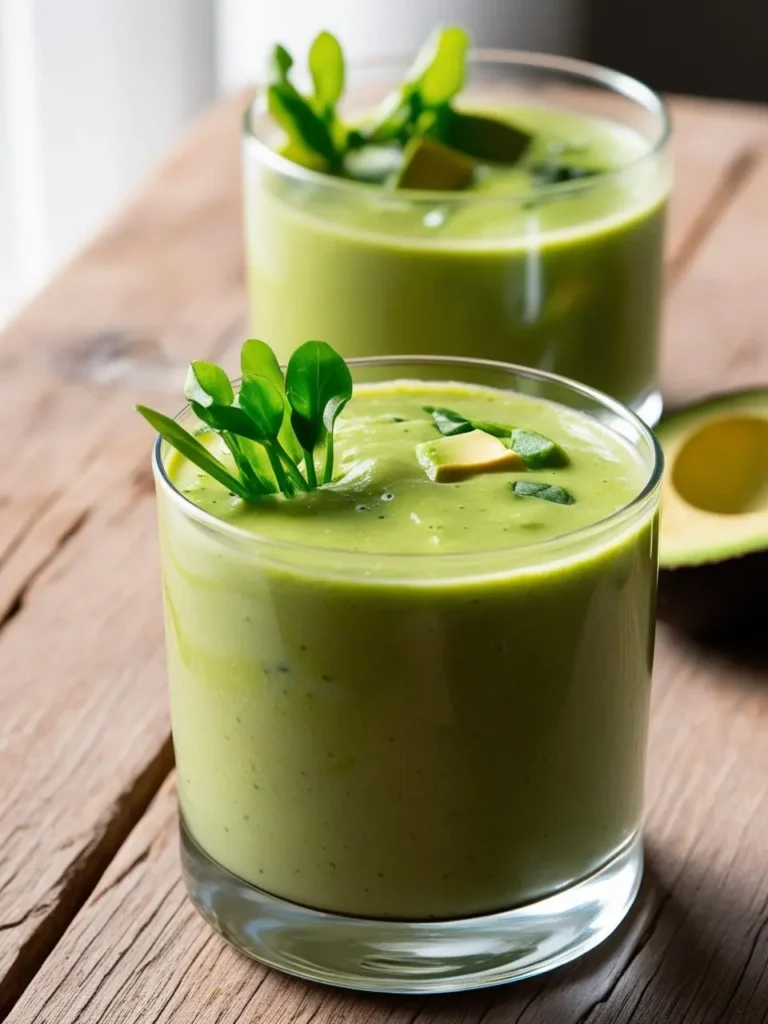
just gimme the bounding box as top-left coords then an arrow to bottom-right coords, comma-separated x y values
243,47 -> 671,206
152,354 -> 664,574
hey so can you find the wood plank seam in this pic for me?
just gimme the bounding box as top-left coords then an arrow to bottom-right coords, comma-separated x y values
0,736 -> 173,1019
666,142 -> 766,287
0,510 -> 89,631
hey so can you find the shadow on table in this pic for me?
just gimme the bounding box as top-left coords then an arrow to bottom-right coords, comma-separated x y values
334,843 -> 763,1023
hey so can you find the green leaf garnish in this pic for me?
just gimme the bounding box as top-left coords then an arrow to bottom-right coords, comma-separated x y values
238,375 -> 286,442
265,25 -> 534,189
286,341 -> 353,485
267,82 -> 339,168
309,31 -> 345,117
512,481 -> 575,504
424,405 -> 473,436
529,161 -> 600,186
407,26 -> 468,108
136,405 -> 251,500
271,44 -> 293,84
137,340 -> 354,502
508,429 -> 568,469
185,361 -> 234,408
241,338 -> 304,466
425,406 -> 511,441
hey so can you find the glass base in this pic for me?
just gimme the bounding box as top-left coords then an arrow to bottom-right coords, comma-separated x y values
632,388 -> 663,427
181,822 -> 643,994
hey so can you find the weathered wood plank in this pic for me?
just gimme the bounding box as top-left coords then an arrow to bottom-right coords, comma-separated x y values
0,94 -> 249,1016
1,93 -> 767,1022
664,96 -> 768,277
663,147 -> 768,406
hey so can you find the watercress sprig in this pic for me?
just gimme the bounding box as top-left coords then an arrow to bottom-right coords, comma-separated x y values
265,25 -> 533,187
137,339 -> 353,502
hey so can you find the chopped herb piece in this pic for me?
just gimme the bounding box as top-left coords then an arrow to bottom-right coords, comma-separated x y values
424,405 -> 473,436
508,428 -> 568,469
529,161 -> 601,186
512,481 -> 575,504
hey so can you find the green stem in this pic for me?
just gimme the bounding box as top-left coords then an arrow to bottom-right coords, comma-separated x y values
223,433 -> 264,496
265,445 -> 294,497
272,439 -> 309,492
303,449 -> 318,489
322,431 -> 334,485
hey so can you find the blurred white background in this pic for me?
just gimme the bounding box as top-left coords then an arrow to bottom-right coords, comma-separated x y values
0,0 -> 583,325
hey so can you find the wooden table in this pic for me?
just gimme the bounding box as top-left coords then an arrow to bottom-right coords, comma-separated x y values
1,93 -> 767,1024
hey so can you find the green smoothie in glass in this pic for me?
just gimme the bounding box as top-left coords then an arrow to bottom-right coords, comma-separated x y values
140,341 -> 662,992
244,28 -> 670,422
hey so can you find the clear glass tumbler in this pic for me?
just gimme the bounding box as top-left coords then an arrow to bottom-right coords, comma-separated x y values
151,356 -> 662,993
243,53 -> 671,424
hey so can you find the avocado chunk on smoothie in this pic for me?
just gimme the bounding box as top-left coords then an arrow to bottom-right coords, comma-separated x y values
416,429 -> 525,481
143,341 -> 658,921
245,27 -> 668,415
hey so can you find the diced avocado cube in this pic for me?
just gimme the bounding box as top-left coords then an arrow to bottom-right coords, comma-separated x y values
396,137 -> 475,191
416,429 -> 526,482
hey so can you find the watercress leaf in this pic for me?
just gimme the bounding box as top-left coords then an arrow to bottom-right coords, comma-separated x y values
189,400 -> 268,443
289,408 -> 322,453
223,436 -> 275,495
509,428 -> 568,469
184,361 -> 234,408
277,138 -> 329,172
424,405 -> 473,436
286,340 -> 352,441
359,88 -> 413,145
241,339 -> 283,388
407,26 -> 469,108
322,392 -> 351,433
443,109 -> 532,164
267,83 -> 338,166
136,405 -> 249,499
512,481 -> 575,505
240,338 -> 303,463
309,31 -> 345,114
271,43 -> 294,83
238,374 -> 287,441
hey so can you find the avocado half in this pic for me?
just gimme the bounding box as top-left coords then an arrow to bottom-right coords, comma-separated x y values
656,388 -> 768,634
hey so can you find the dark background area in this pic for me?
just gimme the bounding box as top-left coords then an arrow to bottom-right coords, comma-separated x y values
585,0 -> 768,104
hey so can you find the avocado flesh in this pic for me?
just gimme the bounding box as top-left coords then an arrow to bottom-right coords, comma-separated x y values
396,137 -> 475,191
656,388 -> 768,568
656,388 -> 768,635
416,429 -> 525,482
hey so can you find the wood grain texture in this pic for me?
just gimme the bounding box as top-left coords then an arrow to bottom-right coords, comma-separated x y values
0,95 -> 249,1016
1,93 -> 768,1023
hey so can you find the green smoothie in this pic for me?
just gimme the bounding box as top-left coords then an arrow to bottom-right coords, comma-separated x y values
245,52 -> 669,414
157,378 -> 658,920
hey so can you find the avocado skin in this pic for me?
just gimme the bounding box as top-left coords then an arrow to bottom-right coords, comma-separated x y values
658,551 -> 768,637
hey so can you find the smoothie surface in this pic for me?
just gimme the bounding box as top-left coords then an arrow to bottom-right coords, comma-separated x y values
169,381 -> 648,556
263,104 -> 660,245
